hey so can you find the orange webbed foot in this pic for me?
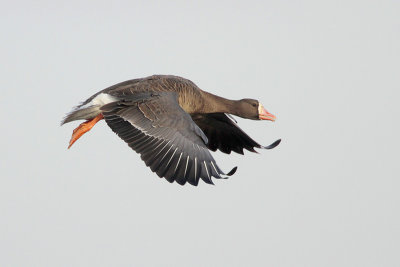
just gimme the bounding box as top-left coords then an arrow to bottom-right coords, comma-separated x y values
68,114 -> 104,149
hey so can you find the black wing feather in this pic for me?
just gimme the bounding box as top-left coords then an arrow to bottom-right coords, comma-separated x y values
192,113 -> 280,154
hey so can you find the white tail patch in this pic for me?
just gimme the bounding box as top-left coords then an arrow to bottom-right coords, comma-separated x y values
80,93 -> 118,109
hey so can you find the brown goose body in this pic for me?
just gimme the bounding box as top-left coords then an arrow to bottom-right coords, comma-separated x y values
62,75 -> 280,186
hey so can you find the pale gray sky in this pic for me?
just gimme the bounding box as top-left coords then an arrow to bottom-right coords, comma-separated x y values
1,0 -> 399,266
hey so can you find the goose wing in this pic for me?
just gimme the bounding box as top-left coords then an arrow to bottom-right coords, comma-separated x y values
101,92 -> 236,186
192,113 -> 281,154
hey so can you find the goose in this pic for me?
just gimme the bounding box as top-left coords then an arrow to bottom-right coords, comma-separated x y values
62,75 -> 280,186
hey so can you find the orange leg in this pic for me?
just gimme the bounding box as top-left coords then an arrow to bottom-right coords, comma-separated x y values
68,113 -> 104,149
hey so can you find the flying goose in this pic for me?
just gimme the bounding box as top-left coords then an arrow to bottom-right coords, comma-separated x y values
62,75 -> 280,186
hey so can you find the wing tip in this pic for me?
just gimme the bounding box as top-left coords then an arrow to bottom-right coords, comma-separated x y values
261,139 -> 281,150
227,166 -> 238,176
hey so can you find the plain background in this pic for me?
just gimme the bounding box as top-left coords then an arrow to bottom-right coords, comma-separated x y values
1,0 -> 399,266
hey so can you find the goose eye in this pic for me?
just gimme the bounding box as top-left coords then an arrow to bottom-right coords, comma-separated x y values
252,103 -> 257,107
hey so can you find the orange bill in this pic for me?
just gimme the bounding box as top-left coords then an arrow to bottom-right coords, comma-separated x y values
258,104 -> 276,121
